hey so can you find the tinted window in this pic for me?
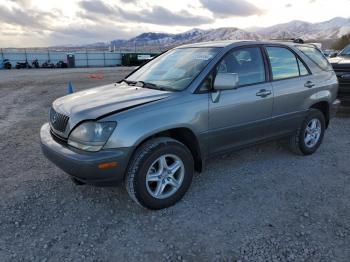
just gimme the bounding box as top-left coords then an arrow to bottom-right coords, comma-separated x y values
266,47 -> 299,80
217,47 -> 265,86
297,46 -> 332,71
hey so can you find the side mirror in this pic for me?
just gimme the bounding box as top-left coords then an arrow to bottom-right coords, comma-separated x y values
214,73 -> 239,90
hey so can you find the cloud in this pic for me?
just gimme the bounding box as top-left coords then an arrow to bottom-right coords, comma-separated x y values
49,24 -> 135,45
10,0 -> 32,8
117,6 -> 213,26
200,0 -> 263,17
78,0 -> 213,26
0,6 -> 54,30
119,0 -> 138,3
285,3 -> 293,7
79,0 -> 114,15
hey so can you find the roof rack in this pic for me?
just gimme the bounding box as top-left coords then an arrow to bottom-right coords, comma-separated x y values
269,38 -> 304,44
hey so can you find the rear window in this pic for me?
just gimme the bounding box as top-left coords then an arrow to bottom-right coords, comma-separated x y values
297,46 -> 332,71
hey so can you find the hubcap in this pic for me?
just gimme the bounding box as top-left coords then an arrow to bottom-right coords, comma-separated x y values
304,118 -> 321,148
146,154 -> 185,199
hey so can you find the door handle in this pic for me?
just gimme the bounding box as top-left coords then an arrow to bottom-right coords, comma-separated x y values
304,81 -> 315,88
256,89 -> 272,98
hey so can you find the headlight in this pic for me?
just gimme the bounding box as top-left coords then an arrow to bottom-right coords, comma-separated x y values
68,121 -> 116,152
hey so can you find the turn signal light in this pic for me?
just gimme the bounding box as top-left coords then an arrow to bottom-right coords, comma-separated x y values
98,162 -> 118,169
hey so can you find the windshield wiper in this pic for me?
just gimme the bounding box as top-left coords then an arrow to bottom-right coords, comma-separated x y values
135,81 -> 175,92
118,79 -> 137,85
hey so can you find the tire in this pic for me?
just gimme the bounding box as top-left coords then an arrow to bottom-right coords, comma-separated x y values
289,109 -> 326,155
125,137 -> 194,210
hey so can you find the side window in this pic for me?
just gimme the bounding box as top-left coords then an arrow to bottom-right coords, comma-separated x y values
266,47 -> 300,80
216,47 -> 265,86
297,46 -> 332,71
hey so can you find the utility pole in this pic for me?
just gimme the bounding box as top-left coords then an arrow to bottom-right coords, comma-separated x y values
86,48 -> 89,67
24,48 -> 28,62
103,51 -> 106,67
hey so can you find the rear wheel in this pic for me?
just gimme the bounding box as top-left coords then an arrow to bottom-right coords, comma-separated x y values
289,109 -> 325,155
126,137 -> 194,210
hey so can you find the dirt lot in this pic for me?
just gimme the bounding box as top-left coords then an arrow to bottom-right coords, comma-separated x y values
0,68 -> 350,262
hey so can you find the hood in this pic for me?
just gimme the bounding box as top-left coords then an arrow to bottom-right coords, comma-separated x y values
52,83 -> 171,134
329,56 -> 350,68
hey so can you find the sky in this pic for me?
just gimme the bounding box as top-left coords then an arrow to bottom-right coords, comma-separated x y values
0,0 -> 349,47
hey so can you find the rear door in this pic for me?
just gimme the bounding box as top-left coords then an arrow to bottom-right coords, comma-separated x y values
207,46 -> 274,155
264,45 -> 313,136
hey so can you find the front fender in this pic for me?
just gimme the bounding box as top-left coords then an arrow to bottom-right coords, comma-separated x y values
103,94 -> 209,150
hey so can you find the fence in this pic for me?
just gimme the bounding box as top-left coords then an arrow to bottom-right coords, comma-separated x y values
0,49 -> 124,68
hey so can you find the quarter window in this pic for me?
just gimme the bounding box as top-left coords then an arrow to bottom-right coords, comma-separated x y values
297,46 -> 332,71
266,47 -> 301,80
217,47 -> 266,86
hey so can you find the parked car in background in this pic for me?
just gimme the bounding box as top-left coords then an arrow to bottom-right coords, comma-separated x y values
329,43 -> 350,100
56,60 -> 68,68
323,49 -> 338,58
41,40 -> 339,210
42,60 -> 55,68
1,59 -> 12,69
15,60 -> 31,69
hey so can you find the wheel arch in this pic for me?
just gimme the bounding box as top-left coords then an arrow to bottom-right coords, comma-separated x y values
309,101 -> 330,128
131,127 -> 204,173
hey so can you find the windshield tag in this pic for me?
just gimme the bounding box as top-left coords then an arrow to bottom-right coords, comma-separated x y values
194,54 -> 213,60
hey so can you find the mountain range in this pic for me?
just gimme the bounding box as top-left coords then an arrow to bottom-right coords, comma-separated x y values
110,17 -> 350,50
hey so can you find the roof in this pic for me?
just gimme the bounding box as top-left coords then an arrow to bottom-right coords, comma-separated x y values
176,39 -> 318,49
177,40 -> 257,48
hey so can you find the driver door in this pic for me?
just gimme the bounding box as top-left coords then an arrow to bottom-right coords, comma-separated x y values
207,46 -> 274,155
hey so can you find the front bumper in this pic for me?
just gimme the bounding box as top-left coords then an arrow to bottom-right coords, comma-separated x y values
40,123 -> 132,185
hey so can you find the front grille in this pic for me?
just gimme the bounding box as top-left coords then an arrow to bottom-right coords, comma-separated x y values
49,107 -> 69,132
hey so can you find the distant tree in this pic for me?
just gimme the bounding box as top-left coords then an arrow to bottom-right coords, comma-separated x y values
332,34 -> 350,50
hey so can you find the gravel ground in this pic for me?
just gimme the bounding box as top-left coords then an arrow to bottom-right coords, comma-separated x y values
0,68 -> 350,262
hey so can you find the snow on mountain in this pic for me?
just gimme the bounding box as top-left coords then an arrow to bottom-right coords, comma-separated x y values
111,27 -> 260,48
255,17 -> 350,40
109,17 -> 350,49
256,20 -> 313,39
200,28 -> 260,41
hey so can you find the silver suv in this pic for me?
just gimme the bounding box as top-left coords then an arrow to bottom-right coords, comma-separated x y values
41,40 -> 339,209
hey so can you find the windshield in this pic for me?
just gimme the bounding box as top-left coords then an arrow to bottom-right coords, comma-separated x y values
339,44 -> 350,56
126,47 -> 221,91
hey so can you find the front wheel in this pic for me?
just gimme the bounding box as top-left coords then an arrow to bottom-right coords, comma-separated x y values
289,109 -> 326,155
125,137 -> 194,210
